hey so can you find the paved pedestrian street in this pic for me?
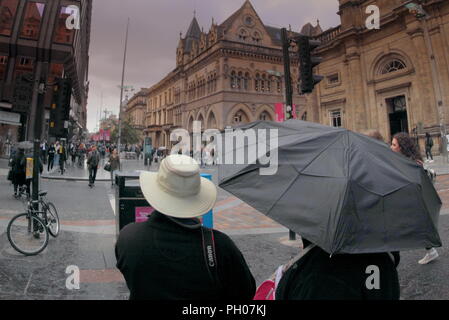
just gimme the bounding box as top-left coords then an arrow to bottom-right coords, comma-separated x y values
0,159 -> 448,299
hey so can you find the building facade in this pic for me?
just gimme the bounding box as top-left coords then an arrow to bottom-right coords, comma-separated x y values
144,0 -> 307,148
125,88 -> 148,141
0,0 -> 92,157
307,0 -> 449,152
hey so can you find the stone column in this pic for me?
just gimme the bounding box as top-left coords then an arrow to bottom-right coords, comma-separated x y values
407,22 -> 438,126
345,42 -> 367,132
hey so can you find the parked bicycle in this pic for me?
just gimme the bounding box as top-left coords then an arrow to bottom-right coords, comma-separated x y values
7,190 -> 60,256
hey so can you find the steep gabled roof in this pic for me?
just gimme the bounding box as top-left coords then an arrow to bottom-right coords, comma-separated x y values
186,16 -> 201,39
183,16 -> 201,53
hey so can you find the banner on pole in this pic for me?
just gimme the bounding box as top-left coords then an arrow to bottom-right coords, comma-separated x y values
275,103 -> 297,122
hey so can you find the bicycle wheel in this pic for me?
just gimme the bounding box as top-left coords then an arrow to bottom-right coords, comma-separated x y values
7,213 -> 49,256
44,202 -> 60,237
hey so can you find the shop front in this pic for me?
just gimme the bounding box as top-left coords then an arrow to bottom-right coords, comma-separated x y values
0,109 -> 22,158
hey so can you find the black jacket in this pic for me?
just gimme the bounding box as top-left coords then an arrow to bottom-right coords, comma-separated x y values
276,245 -> 400,300
115,211 -> 256,300
11,152 -> 26,185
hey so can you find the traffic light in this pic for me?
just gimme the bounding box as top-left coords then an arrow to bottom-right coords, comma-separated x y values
296,35 -> 324,94
49,78 -> 72,138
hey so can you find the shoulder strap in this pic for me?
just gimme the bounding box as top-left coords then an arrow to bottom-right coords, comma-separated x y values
270,244 -> 316,281
282,244 -> 316,274
201,227 -> 221,287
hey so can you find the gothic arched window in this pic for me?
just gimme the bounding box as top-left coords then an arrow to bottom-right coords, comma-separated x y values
230,71 -> 237,89
244,72 -> 250,90
255,73 -> 261,92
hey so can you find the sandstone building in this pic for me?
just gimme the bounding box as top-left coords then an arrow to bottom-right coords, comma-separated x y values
144,0 -> 308,148
308,0 -> 449,151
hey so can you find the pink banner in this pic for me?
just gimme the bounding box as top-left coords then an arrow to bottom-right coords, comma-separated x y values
99,129 -> 111,142
275,104 -> 297,122
275,103 -> 284,122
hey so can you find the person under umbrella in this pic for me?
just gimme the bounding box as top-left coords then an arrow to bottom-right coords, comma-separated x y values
391,132 -> 439,265
219,120 -> 442,299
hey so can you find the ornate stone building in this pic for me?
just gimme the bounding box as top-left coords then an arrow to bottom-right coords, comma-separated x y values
125,88 -> 148,140
308,0 -> 449,152
144,0 -> 306,148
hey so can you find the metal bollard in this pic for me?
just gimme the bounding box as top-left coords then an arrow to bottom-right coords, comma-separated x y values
289,230 -> 296,241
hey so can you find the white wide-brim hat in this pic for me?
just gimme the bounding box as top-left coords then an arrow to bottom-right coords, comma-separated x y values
139,154 -> 217,218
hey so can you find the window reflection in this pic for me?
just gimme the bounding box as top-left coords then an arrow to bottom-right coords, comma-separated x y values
0,0 -> 19,36
0,55 -> 8,80
14,56 -> 34,81
20,2 -> 45,40
54,6 -> 75,45
48,63 -> 64,83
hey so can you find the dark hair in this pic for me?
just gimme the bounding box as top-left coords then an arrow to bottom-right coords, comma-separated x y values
393,132 -> 423,162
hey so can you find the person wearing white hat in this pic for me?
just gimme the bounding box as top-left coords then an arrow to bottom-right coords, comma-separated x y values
115,154 -> 256,300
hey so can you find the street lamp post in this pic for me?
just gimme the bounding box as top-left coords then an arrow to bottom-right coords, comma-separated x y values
117,18 -> 130,152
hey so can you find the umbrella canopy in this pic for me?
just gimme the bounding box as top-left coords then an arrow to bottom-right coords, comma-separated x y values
218,120 -> 442,255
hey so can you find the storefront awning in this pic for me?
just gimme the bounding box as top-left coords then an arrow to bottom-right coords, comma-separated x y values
0,110 -> 21,126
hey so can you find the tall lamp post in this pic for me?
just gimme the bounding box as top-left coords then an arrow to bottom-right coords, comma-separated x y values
117,18 -> 130,152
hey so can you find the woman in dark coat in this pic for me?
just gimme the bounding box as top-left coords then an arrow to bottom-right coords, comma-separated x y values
11,148 -> 26,198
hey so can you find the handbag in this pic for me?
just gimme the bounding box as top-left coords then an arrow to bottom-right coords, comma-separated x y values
253,244 -> 316,300
104,162 -> 111,172
7,169 -> 13,181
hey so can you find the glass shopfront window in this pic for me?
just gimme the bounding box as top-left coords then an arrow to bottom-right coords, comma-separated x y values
0,0 -> 19,36
19,2 -> 45,40
53,6 -> 76,45
0,55 -> 8,80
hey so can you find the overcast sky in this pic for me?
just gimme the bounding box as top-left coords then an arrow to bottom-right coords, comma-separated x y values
87,0 -> 340,132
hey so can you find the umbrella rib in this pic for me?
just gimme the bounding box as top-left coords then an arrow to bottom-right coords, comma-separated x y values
265,169 -> 301,215
297,133 -> 345,175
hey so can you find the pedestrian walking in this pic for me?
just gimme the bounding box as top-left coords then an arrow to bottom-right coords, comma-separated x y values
58,144 -> 66,175
40,141 -> 47,165
109,149 -> 120,186
425,132 -> 434,163
87,145 -> 100,188
10,148 -> 27,198
47,144 -> 55,172
54,141 -> 60,167
391,132 -> 439,264
115,155 -> 256,300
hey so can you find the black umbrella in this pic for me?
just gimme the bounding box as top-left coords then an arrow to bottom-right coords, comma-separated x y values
218,120 -> 442,255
